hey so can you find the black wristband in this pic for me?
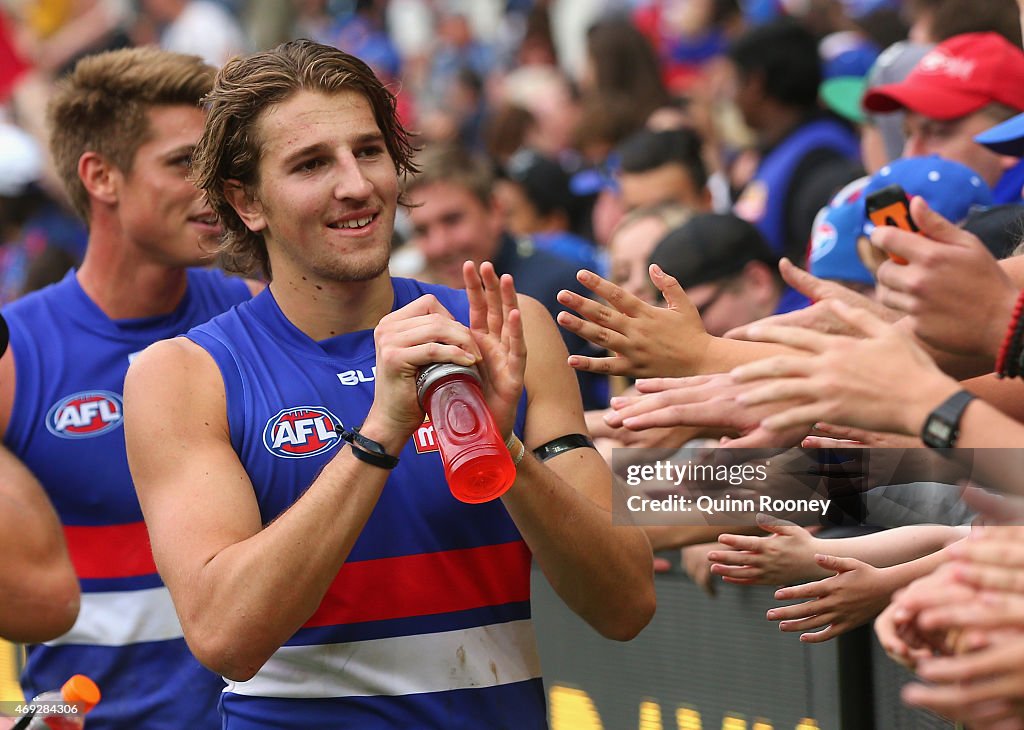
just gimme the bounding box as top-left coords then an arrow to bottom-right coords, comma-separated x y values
340,426 -> 399,470
532,433 -> 596,462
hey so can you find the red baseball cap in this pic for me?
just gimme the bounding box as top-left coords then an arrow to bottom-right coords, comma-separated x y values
863,32 -> 1024,121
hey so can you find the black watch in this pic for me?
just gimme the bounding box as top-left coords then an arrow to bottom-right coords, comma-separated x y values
339,426 -> 400,470
920,390 -> 976,449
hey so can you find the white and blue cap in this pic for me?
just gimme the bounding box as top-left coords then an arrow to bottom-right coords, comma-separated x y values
862,156 -> 993,236
809,176 -> 875,285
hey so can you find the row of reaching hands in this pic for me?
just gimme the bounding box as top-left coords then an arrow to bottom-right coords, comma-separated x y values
560,197 -> 1015,448
552,196 -> 1024,729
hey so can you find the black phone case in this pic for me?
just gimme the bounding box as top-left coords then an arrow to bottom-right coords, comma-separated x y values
865,184 -> 918,232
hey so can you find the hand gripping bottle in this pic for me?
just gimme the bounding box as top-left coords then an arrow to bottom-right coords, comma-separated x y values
416,363 -> 516,503
18,674 -> 100,729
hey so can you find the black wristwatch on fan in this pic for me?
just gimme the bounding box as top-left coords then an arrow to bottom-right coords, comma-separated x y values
920,390 -> 976,449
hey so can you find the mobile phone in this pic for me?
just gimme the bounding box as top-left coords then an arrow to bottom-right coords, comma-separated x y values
865,184 -> 915,264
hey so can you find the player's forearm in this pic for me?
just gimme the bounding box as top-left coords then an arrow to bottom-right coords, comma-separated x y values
501,455 -> 655,641
0,495 -> 68,578
0,451 -> 80,641
0,571 -> 80,643
0,493 -> 79,642
181,437 -> 402,681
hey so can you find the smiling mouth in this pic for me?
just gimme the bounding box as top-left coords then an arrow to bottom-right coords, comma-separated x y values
189,214 -> 219,226
328,213 -> 378,230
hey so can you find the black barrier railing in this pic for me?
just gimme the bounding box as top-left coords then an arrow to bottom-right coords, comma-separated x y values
532,569 -> 953,730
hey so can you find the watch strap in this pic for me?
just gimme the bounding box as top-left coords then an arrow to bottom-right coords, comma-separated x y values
921,390 -> 976,449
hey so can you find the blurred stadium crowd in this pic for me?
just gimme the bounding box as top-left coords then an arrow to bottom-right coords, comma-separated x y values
6,0 -> 1024,727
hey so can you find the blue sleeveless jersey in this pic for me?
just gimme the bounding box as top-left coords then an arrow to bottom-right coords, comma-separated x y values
185,277 -> 545,730
734,118 -> 860,255
3,268 -> 250,730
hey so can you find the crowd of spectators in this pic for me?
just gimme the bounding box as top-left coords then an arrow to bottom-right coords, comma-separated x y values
5,0 -> 1024,727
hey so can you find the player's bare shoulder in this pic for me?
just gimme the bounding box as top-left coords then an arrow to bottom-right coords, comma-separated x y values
127,336 -> 216,387
124,336 -> 226,431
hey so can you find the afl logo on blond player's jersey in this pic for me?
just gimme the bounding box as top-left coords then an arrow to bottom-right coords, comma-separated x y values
263,406 -> 342,458
46,390 -> 124,439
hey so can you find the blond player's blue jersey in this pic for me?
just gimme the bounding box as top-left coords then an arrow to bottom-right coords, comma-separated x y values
3,268 -> 250,729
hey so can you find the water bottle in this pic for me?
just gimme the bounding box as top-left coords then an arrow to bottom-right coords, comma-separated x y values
15,675 -> 100,729
416,363 -> 515,503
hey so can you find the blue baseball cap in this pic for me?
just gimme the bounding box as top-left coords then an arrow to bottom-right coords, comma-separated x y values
975,112 -> 1024,157
862,156 -> 993,236
840,0 -> 899,17
808,176 -> 875,285
822,43 -> 879,80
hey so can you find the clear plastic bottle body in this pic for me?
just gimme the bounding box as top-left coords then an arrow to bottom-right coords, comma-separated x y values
417,365 -> 515,503
23,692 -> 83,730
21,675 -> 98,730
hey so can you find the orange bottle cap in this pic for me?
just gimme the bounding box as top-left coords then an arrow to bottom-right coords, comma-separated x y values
61,675 -> 101,713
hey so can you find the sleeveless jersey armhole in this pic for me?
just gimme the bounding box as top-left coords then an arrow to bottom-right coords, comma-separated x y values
182,330 -> 247,456
3,319 -> 42,454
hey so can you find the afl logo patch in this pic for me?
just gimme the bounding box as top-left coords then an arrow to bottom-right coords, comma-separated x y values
46,390 -> 124,439
263,407 -> 342,459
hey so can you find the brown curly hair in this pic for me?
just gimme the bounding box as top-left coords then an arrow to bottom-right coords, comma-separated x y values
191,39 -> 417,279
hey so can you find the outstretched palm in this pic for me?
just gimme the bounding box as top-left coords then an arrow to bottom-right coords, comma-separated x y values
463,261 -> 527,438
